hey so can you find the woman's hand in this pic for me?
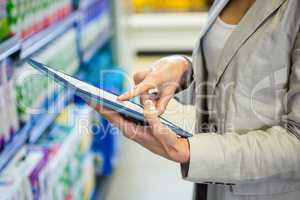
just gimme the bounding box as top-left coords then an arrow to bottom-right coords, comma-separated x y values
89,100 -> 190,163
118,55 -> 191,115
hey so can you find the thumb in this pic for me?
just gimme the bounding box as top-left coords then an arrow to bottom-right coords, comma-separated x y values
143,100 -> 160,127
144,100 -> 178,153
118,80 -> 156,101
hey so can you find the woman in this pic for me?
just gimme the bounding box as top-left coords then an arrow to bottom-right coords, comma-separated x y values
90,0 -> 300,199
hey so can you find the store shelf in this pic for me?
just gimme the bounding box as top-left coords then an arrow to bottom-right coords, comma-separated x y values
28,71 -> 86,143
83,27 -> 113,63
0,71 -> 88,171
0,1 -> 116,199
0,89 -> 74,171
1,9 -> 112,62
0,123 -> 30,172
0,12 -> 80,62
0,15 -> 113,172
20,12 -> 80,59
0,36 -> 21,61
0,0 -> 114,176
28,89 -> 75,143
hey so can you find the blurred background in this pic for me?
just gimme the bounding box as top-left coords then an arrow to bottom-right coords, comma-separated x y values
0,0 -> 209,199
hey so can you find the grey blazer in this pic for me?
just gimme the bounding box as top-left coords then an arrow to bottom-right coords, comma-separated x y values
176,0 -> 300,199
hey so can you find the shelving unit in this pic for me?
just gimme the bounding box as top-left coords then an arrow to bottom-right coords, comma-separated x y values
0,2 -> 115,174
0,36 -> 20,61
28,88 -> 75,144
20,12 -> 80,60
83,28 -> 113,63
0,1 -> 124,199
0,122 -> 30,172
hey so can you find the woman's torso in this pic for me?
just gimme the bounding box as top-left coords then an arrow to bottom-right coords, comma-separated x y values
189,0 -> 300,199
194,0 -> 299,134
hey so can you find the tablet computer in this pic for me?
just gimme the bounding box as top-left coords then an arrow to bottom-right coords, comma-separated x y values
27,59 -> 192,138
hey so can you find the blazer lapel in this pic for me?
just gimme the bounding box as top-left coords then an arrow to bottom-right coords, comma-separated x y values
212,0 -> 287,91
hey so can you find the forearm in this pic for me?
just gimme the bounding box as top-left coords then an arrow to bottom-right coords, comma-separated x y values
183,126 -> 300,184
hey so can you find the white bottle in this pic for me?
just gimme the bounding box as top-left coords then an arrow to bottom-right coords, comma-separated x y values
3,59 -> 19,138
0,61 -> 9,147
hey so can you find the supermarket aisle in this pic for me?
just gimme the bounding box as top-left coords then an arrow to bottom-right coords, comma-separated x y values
105,56 -> 195,200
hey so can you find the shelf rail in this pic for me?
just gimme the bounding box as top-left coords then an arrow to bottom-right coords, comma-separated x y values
0,7 -> 112,172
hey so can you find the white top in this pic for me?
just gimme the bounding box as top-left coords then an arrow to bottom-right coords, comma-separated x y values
203,17 -> 237,84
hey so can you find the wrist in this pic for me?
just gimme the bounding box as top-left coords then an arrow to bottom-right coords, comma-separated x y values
178,138 -> 190,164
176,55 -> 191,74
177,55 -> 192,85
166,55 -> 191,73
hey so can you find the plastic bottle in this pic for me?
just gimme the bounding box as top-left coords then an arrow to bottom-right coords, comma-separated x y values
0,61 -> 9,151
0,0 -> 11,40
6,0 -> 18,35
3,59 -> 19,140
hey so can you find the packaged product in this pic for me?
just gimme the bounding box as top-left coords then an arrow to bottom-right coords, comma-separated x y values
0,61 -> 9,150
3,59 -> 19,139
0,0 -> 11,40
0,147 -> 44,200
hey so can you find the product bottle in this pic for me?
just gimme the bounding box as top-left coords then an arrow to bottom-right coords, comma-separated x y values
0,0 -> 11,41
6,0 -> 18,35
0,61 -> 9,151
3,59 -> 19,140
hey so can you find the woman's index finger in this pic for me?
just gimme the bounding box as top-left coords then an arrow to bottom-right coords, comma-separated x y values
117,81 -> 156,101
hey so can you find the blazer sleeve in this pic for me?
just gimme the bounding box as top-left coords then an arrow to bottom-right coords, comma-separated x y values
181,28 -> 300,184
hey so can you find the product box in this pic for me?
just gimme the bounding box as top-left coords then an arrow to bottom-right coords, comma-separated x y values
6,0 -> 72,39
0,147 -> 45,200
36,29 -> 80,75
0,104 -> 96,200
80,0 -> 111,51
31,104 -> 95,200
0,176 -> 33,200
15,29 -> 79,122
3,59 -> 19,138
15,62 -> 51,122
